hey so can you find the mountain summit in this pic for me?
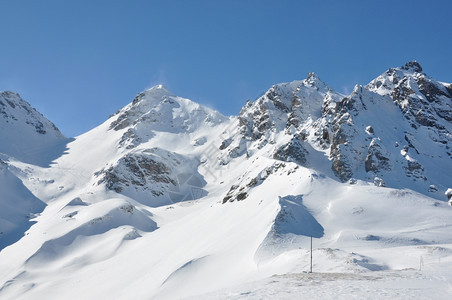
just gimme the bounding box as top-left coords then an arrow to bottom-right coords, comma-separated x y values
0,91 -> 67,165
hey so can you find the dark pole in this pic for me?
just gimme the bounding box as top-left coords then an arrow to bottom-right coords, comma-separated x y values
310,235 -> 313,273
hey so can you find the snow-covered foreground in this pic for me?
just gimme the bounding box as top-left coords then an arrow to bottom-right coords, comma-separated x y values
197,266 -> 452,299
1,159 -> 451,299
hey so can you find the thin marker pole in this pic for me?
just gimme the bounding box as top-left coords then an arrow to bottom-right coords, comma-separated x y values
310,235 -> 313,273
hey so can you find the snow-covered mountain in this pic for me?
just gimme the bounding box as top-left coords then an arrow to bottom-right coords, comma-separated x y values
326,61 -> 452,195
0,91 -> 68,166
219,62 -> 451,201
1,62 -> 452,299
0,92 -> 66,253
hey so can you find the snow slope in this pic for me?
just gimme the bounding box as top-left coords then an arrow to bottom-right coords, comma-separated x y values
0,91 -> 69,166
0,62 -> 452,299
0,160 -> 45,251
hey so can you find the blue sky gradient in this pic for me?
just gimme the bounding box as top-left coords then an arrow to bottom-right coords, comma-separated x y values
1,0 -> 451,137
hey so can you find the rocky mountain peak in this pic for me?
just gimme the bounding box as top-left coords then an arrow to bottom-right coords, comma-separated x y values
319,62 -> 452,198
304,72 -> 325,87
0,91 -> 66,165
131,84 -> 174,106
107,85 -> 227,152
401,60 -> 423,73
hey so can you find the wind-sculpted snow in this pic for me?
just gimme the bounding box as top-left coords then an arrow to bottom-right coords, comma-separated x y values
1,61 -> 452,299
274,195 -> 324,237
0,161 -> 46,250
25,198 -> 156,269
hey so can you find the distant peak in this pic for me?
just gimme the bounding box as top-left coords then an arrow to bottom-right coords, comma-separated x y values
147,84 -> 171,93
307,72 -> 320,81
0,90 -> 21,100
143,84 -> 174,98
401,61 -> 423,73
304,72 -> 327,88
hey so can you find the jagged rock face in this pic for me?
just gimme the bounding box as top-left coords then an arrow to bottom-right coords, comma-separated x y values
376,62 -> 452,148
217,62 -> 451,198
0,91 -> 66,165
93,62 -> 452,202
237,74 -> 334,141
327,91 -> 368,182
364,139 -> 391,173
368,61 -> 452,131
94,149 -> 176,195
273,134 -> 308,165
228,75 -> 343,161
93,147 -> 207,206
393,74 -> 451,128
323,61 -> 451,193
222,161 -> 297,204
0,91 -> 63,137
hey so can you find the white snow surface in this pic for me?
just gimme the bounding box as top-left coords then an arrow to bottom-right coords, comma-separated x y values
1,65 -> 452,299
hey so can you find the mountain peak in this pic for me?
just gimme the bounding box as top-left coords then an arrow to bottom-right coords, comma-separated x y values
307,72 -> 319,80
401,61 -> 423,73
109,83 -> 227,133
0,91 -> 66,165
147,84 -> 170,92
305,72 -> 324,85
142,84 -> 174,99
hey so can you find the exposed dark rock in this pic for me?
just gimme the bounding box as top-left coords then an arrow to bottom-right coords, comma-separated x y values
417,76 -> 449,103
95,151 -> 176,194
6,99 -> 16,108
273,135 -> 308,165
331,157 -> 353,182
407,160 -> 423,172
222,185 -> 239,204
219,138 -> 233,150
404,135 -> 419,154
110,112 -> 132,131
236,192 -> 248,201
132,92 -> 146,105
365,140 -> 391,173
246,177 -> 258,188
401,61 -> 423,73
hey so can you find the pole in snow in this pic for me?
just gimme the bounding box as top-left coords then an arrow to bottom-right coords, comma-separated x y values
310,235 -> 313,273
419,256 -> 424,271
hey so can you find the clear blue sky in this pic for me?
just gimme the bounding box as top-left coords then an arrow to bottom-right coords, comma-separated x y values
1,0 -> 451,137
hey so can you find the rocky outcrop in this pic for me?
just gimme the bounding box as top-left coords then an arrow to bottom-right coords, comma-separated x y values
94,150 -> 176,195
0,91 -> 62,136
273,134 -> 308,166
323,61 -> 452,190
364,139 -> 391,173
222,161 -> 296,204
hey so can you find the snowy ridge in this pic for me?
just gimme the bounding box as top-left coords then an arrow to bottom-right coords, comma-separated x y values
325,62 -> 452,197
1,62 -> 452,299
0,91 -> 67,166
